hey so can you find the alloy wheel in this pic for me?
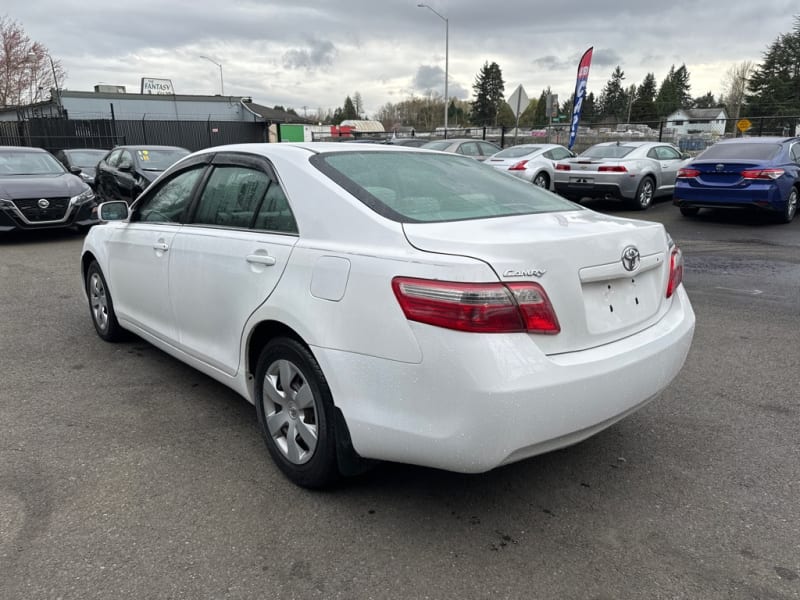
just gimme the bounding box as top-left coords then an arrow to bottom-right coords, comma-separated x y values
89,272 -> 109,332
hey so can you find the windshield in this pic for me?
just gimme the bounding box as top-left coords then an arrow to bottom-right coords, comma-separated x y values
311,151 -> 577,223
493,146 -> 542,158
581,145 -> 636,159
0,150 -> 66,176
697,143 -> 781,161
65,150 -> 108,167
134,148 -> 190,171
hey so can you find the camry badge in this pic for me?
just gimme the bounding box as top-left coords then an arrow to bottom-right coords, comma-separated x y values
37,198 -> 50,209
503,268 -> 546,278
715,164 -> 724,172
621,246 -> 640,272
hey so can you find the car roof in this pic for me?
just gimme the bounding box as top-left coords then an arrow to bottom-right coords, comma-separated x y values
715,136 -> 798,144
112,145 -> 189,151
0,146 -> 48,153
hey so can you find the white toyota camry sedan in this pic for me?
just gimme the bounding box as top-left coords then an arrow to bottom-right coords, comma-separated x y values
81,143 -> 695,488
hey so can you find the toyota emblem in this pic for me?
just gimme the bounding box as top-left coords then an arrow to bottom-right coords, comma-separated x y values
37,198 -> 50,209
621,246 -> 640,272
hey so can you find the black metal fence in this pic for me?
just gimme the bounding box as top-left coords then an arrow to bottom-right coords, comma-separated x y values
312,115 -> 800,155
0,117 -> 268,152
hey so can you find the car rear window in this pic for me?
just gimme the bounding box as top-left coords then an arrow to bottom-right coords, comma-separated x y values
581,145 -> 636,159
493,146 -> 542,158
311,151 -> 577,223
420,141 -> 452,151
697,143 -> 781,161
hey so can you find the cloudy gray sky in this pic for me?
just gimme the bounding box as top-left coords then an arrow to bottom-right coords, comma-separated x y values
7,0 -> 797,117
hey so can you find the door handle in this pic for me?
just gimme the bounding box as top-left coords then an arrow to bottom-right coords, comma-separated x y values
246,254 -> 276,266
153,242 -> 169,251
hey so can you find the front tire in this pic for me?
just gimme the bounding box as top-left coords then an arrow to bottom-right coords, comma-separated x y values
254,337 -> 340,488
85,261 -> 126,342
778,187 -> 798,224
628,176 -> 655,210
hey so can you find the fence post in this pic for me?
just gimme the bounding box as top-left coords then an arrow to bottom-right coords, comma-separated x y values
757,117 -> 764,137
500,125 -> 506,148
658,120 -> 664,142
482,126 -> 486,140
207,115 -> 212,147
109,103 -> 118,146
141,115 -> 147,145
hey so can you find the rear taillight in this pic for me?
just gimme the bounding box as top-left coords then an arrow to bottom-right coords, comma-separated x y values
392,277 -> 560,334
677,168 -> 700,178
598,165 -> 627,172
741,168 -> 784,180
666,245 -> 684,298
555,164 -> 571,171
509,160 -> 528,171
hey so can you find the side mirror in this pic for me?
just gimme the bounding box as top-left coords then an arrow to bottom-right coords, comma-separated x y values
98,201 -> 130,222
681,152 -> 691,160
118,161 -> 132,172
69,166 -> 82,175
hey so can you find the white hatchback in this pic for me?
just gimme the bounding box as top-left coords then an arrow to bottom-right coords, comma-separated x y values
81,143 -> 695,488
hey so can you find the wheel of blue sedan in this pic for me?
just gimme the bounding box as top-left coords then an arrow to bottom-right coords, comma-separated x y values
780,187 -> 798,224
254,337 -> 339,488
629,177 -> 655,210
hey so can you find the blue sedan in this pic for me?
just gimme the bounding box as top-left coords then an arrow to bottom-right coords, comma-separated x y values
673,136 -> 800,223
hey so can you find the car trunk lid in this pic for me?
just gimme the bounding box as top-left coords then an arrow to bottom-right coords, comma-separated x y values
402,210 -> 671,355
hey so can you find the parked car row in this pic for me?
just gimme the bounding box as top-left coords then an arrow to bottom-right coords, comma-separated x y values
474,137 -> 799,223
0,144 -> 189,233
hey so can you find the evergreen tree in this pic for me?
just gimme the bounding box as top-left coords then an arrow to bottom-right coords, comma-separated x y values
533,89 -> 549,127
630,73 -> 658,124
597,66 -> 627,122
655,64 -> 692,117
746,17 -> 800,116
692,92 -> 717,108
342,96 -> 358,120
470,61 -> 505,126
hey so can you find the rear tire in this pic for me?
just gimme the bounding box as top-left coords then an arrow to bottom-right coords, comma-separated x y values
254,337 -> 340,488
680,206 -> 700,217
532,172 -> 550,189
778,187 -> 797,224
627,177 -> 655,210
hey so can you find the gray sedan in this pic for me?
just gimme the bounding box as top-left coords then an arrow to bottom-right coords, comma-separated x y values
421,138 -> 501,161
553,141 -> 691,210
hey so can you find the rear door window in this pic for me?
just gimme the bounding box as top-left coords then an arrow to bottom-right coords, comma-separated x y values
192,166 -> 271,228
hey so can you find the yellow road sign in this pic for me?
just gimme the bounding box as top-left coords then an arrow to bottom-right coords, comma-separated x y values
737,118 -> 752,132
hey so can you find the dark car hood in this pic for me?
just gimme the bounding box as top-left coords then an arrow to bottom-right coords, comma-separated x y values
0,173 -> 88,199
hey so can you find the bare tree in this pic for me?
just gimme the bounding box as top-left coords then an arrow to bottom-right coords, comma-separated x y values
721,60 -> 754,129
0,16 -> 65,107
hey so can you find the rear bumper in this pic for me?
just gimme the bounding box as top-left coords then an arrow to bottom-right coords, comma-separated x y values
674,182 -> 787,212
314,285 -> 695,473
554,178 -> 638,200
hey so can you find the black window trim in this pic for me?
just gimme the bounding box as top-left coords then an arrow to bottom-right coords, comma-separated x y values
180,151 -> 299,236
130,153 -> 213,224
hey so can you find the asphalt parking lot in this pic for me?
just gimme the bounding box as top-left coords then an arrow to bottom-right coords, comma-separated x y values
1,200 -> 799,600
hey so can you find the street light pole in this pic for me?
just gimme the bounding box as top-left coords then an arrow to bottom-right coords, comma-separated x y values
199,55 -> 224,95
417,4 -> 448,134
